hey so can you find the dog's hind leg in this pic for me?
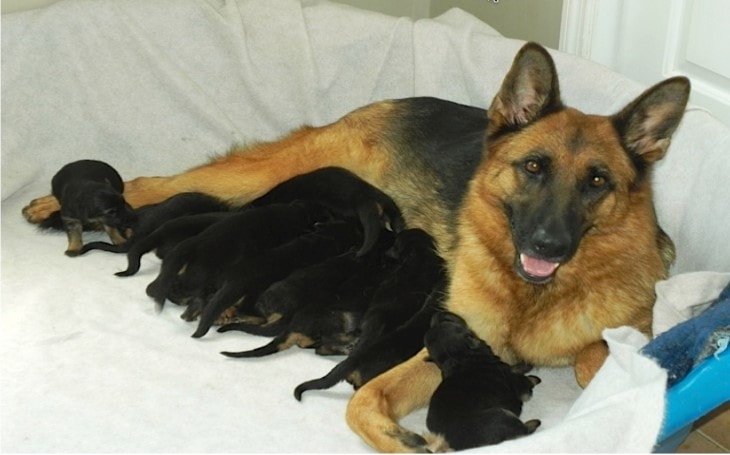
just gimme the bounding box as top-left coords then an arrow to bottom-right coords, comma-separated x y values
27,115 -> 395,228
346,348 -> 442,453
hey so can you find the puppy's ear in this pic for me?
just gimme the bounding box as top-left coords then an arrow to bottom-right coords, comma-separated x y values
612,76 -> 690,166
488,42 -> 563,136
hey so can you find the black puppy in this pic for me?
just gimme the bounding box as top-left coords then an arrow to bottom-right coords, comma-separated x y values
45,160 -> 136,256
144,200 -> 333,309
252,229 -> 396,326
116,211 -> 233,276
348,228 -> 445,357
218,249 -> 394,338
423,312 -> 541,452
249,167 -> 405,256
191,219 -> 365,338
294,281 -> 446,400
220,305 -> 364,358
216,239 -> 399,357
78,192 -> 230,255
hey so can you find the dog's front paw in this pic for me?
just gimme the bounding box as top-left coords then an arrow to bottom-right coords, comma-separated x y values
388,428 -> 432,453
22,195 -> 60,224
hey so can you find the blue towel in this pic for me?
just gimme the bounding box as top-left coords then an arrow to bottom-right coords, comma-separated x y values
641,281 -> 730,387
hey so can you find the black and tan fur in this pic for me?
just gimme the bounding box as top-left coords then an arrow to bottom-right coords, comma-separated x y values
44,159 -> 136,256
23,43 -> 690,452
423,311 -> 541,451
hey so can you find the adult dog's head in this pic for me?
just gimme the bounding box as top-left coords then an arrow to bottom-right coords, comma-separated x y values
471,42 -> 689,285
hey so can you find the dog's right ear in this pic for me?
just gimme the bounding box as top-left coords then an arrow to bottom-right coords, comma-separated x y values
487,42 -> 563,136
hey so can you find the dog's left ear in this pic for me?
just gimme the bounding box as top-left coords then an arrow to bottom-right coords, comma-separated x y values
487,42 -> 563,136
612,76 -> 690,165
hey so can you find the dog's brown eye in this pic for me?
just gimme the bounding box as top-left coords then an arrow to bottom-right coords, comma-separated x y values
524,160 -> 542,174
590,175 -> 606,188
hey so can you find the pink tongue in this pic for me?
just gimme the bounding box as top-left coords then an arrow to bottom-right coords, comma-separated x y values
520,254 -> 560,278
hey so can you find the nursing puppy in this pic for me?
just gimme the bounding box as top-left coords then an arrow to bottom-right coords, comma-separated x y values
79,192 -> 230,255
220,299 -> 366,358
218,250 -> 395,337
45,160 -> 136,256
144,200 -> 333,309
248,167 -> 405,256
294,281 -> 446,400
423,312 -> 541,452
349,229 -> 445,356
191,219 -> 365,338
253,229 -> 396,327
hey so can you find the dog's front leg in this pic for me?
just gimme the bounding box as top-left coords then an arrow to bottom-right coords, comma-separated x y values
346,348 -> 441,453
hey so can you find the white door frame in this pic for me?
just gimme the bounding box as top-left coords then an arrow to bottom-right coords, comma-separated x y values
558,0 -> 730,126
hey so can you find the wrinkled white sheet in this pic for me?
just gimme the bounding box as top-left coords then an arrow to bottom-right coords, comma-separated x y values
2,0 -> 730,452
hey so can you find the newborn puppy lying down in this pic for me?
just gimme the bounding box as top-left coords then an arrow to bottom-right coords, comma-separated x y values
423,312 -> 541,452
43,159 -> 136,256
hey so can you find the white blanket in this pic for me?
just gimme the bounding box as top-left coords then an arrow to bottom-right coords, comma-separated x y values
2,0 -> 730,452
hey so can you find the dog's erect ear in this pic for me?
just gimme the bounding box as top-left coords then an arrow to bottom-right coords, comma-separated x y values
612,76 -> 690,165
487,42 -> 563,136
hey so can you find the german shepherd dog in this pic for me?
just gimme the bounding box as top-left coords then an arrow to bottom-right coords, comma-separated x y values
22,43 -> 690,452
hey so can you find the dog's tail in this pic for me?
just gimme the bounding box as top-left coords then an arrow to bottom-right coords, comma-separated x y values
293,354 -> 360,400
116,214 -> 220,277
354,199 -> 404,257
220,332 -> 294,358
79,241 -> 127,255
144,240 -> 195,308
217,318 -> 287,337
191,281 -> 245,338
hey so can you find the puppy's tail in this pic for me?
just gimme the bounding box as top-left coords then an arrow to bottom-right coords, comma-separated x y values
116,228 -> 165,276
192,281 -> 244,338
79,241 -> 127,255
144,241 -> 193,308
354,199 -> 404,257
220,334 -> 288,358
293,354 -> 359,400
217,318 -> 287,337
116,214 -> 218,277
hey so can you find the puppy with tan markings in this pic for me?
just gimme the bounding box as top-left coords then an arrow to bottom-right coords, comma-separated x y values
79,192 -> 230,256
44,160 -> 136,256
422,312 -> 541,452
144,200 -> 332,309
191,219 -> 365,338
253,229 -> 395,327
293,280 -> 446,400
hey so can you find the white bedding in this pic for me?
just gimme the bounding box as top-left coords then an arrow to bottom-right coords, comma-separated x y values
2,0 -> 730,452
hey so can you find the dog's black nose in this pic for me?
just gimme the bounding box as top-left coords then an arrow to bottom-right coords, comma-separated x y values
529,225 -> 572,259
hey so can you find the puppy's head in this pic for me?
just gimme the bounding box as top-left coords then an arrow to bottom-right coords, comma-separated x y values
424,311 -> 496,370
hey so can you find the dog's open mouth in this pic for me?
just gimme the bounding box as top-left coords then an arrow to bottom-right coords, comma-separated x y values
516,253 -> 560,284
